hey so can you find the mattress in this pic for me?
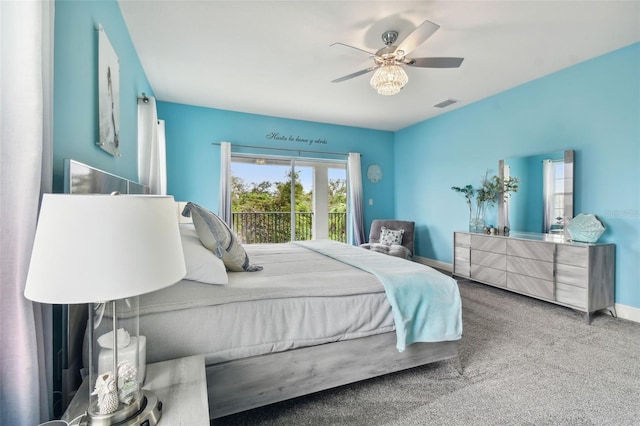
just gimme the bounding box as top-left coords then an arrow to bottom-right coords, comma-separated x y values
127,243 -> 395,365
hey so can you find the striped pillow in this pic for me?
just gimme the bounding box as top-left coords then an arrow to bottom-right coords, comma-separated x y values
181,202 -> 262,272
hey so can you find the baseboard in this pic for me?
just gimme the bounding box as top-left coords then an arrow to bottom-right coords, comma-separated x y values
415,256 -> 640,325
414,256 -> 452,273
615,303 -> 640,323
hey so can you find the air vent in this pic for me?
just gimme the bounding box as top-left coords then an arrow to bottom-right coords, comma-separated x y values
433,98 -> 459,108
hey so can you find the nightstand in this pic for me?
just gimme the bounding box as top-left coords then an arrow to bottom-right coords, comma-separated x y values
62,355 -> 209,425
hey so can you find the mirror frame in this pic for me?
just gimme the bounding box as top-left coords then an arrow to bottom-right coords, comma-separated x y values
498,150 -> 574,237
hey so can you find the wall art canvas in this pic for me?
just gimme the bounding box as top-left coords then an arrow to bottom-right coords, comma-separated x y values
97,27 -> 120,157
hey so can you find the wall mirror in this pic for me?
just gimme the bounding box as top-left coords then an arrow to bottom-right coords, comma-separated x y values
498,150 -> 574,236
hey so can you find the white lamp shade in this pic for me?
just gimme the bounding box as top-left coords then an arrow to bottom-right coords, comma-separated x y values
25,194 -> 186,304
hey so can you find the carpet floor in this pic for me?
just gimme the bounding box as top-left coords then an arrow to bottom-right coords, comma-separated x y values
213,279 -> 640,425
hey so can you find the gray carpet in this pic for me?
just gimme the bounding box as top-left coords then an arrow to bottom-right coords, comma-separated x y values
213,280 -> 640,425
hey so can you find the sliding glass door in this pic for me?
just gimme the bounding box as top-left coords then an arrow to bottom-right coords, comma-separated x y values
230,155 -> 346,244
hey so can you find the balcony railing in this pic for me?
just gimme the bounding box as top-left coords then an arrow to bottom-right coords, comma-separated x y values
232,212 -> 347,244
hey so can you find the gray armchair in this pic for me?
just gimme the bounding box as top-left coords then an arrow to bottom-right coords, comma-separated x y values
360,219 -> 415,260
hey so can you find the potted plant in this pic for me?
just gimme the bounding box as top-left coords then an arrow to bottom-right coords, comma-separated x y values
452,171 -> 519,232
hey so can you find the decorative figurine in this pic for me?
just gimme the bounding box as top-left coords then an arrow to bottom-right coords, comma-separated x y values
117,360 -> 139,405
92,372 -> 119,414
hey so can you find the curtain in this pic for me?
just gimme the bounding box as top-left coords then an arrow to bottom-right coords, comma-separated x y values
542,159 -> 554,233
137,96 -> 167,194
219,142 -> 232,225
157,119 -> 167,195
347,153 -> 366,245
0,1 -> 54,424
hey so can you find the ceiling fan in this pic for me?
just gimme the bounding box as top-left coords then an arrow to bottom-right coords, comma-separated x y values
331,20 -> 464,95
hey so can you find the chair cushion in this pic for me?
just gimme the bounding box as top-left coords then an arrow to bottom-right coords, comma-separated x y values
365,243 -> 412,260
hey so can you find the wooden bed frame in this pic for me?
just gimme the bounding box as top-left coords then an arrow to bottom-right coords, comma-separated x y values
208,333 -> 459,419
62,159 -> 462,420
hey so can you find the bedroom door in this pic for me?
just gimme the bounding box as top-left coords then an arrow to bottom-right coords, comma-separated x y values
230,155 -> 346,243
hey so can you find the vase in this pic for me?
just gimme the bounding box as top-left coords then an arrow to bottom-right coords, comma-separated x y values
469,216 -> 485,233
566,213 -> 605,243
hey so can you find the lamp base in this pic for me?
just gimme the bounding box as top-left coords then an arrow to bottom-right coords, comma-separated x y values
82,390 -> 162,426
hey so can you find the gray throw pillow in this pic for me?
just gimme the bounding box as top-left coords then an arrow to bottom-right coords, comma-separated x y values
181,202 -> 262,272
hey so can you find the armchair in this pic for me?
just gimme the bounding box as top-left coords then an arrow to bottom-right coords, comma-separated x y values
360,219 -> 415,260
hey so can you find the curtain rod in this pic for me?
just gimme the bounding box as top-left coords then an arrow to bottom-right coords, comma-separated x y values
137,92 -> 150,103
211,142 -> 356,157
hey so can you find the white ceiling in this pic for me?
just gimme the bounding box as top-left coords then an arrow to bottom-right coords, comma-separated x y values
119,1 -> 640,131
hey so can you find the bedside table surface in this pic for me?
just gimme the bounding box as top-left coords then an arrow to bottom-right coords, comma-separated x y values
62,355 -> 209,425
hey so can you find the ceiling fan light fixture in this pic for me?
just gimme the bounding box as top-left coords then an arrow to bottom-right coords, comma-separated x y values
370,64 -> 408,96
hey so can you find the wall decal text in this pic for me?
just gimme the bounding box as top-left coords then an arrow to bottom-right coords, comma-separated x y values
266,132 -> 327,146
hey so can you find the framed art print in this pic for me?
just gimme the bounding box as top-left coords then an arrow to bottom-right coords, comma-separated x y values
97,25 -> 121,157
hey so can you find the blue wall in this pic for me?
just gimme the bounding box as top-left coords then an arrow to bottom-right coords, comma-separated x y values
157,102 -> 395,233
53,0 -> 153,191
395,42 -> 640,309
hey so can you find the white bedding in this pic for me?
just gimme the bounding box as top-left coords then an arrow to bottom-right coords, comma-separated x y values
127,243 -> 396,365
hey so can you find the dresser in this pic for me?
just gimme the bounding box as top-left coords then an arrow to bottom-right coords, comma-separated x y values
453,231 -> 615,323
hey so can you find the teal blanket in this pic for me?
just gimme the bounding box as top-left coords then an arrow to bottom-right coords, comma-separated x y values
295,240 -> 462,352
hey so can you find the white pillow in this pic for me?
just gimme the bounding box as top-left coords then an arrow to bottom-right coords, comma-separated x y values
179,225 -> 228,285
379,226 -> 404,246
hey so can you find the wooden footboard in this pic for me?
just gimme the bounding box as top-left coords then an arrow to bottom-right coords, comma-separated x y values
207,332 -> 459,419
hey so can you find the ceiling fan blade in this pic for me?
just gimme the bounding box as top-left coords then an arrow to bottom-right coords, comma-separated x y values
408,57 -> 464,68
331,66 -> 378,83
394,20 -> 440,56
330,42 -> 376,57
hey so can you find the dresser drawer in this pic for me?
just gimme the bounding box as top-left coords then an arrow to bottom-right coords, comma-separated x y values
555,282 -> 587,309
471,250 -> 506,270
471,235 -> 506,254
556,245 -> 588,267
507,273 -> 554,300
454,262 -> 470,278
455,232 -> 471,248
555,263 -> 588,288
471,264 -> 506,287
455,246 -> 470,263
507,239 -> 554,262
507,256 -> 554,281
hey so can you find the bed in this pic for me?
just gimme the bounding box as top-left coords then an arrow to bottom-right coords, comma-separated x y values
62,160 -> 463,420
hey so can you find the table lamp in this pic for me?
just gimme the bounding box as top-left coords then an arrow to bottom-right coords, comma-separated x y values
25,194 -> 186,425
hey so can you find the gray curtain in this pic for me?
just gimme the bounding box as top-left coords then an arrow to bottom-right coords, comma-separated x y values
347,153 -> 366,245
1,1 -> 54,424
219,141 -> 232,225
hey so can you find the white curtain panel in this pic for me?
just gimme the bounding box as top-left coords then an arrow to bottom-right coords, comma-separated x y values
157,119 -> 167,195
347,153 -> 366,245
219,141 -> 232,225
542,159 -> 555,233
137,96 -> 167,194
0,1 -> 54,424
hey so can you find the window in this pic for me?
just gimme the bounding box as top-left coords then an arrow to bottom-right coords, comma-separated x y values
230,155 -> 347,243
